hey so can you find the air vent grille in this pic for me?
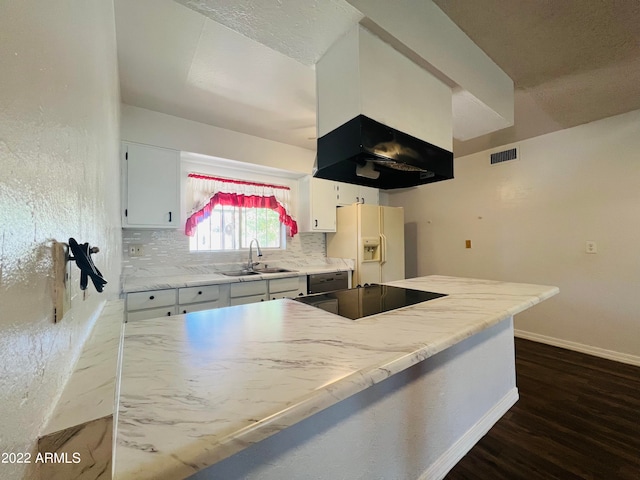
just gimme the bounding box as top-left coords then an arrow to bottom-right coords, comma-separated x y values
490,147 -> 518,165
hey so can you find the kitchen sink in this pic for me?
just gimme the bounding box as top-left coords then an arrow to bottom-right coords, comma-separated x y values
220,267 -> 297,276
254,267 -> 297,274
220,270 -> 260,277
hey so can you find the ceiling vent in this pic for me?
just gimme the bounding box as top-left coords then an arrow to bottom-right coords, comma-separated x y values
490,147 -> 518,165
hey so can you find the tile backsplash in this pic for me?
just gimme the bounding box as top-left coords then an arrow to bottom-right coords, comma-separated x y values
122,229 -> 326,276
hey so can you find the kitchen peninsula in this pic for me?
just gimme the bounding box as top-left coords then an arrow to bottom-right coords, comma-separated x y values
114,275 -> 558,480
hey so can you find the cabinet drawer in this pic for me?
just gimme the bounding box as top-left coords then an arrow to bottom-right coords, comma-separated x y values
268,276 -> 301,294
127,306 -> 176,322
230,280 -> 267,298
229,293 -> 268,306
270,288 -> 302,300
178,284 -> 220,304
127,289 -> 176,311
178,299 -> 227,314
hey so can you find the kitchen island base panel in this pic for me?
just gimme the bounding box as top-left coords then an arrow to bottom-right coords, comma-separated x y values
190,317 -> 516,480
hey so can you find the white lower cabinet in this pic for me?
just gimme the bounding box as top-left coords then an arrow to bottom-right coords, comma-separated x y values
127,289 -> 176,311
229,280 -> 268,306
268,276 -> 307,300
126,275 -> 310,321
127,306 -> 177,322
178,299 -> 228,314
178,284 -> 221,304
229,293 -> 269,306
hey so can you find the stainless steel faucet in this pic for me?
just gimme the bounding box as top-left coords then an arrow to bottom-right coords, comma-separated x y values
247,238 -> 263,270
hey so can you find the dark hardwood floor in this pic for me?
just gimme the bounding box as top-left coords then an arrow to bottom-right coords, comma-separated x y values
446,338 -> 640,480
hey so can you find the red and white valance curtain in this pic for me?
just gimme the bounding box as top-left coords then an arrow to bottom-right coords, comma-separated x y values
185,173 -> 298,236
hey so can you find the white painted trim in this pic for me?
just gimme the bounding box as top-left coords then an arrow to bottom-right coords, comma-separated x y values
514,330 -> 640,367
417,388 -> 519,480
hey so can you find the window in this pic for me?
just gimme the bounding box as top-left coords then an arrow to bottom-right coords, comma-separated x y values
185,173 -> 297,252
189,204 -> 284,252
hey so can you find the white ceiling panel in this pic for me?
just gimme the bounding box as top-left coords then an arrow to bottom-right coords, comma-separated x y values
174,0 -> 364,66
115,0 -> 318,149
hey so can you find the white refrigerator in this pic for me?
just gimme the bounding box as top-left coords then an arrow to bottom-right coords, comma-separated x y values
327,204 -> 405,286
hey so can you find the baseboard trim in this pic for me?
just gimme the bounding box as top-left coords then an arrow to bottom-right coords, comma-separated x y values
514,330 -> 640,367
418,388 -> 519,480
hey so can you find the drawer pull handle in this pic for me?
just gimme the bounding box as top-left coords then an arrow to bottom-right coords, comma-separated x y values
166,311 -> 171,316
149,295 -> 155,300
183,310 -> 187,314
198,291 -> 202,295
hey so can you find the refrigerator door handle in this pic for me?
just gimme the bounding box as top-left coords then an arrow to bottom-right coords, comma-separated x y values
380,233 -> 387,265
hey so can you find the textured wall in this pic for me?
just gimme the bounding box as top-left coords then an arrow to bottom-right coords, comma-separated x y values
390,109 -> 640,362
0,1 -> 121,478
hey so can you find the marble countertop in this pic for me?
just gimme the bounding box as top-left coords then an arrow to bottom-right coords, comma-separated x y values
122,258 -> 354,293
44,300 -> 123,435
114,275 -> 558,480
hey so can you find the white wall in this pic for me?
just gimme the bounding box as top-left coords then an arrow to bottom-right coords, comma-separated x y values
0,1 -> 121,478
389,110 -> 640,364
121,104 -> 315,174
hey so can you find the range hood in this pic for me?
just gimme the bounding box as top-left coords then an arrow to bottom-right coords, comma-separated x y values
314,114 -> 453,190
314,25 -> 454,190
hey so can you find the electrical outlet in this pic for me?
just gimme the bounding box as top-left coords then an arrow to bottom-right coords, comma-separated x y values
465,240 -> 472,249
585,241 -> 597,254
129,244 -> 144,257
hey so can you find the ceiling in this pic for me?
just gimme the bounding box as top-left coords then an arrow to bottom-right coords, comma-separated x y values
434,0 -> 640,156
115,0 -> 640,157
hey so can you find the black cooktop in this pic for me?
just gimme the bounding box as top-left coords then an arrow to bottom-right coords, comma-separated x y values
294,284 -> 447,320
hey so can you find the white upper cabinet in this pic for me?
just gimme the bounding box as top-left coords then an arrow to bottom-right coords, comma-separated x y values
298,176 -> 338,232
122,142 -> 180,228
335,182 -> 379,206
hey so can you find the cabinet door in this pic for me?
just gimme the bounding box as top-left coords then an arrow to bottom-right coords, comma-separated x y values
127,306 -> 177,322
335,182 -> 360,206
127,289 -> 176,311
358,185 -> 379,205
310,178 -> 337,231
178,285 -> 220,304
229,293 -> 269,306
335,182 -> 379,206
123,142 -> 180,228
178,299 -> 228,314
